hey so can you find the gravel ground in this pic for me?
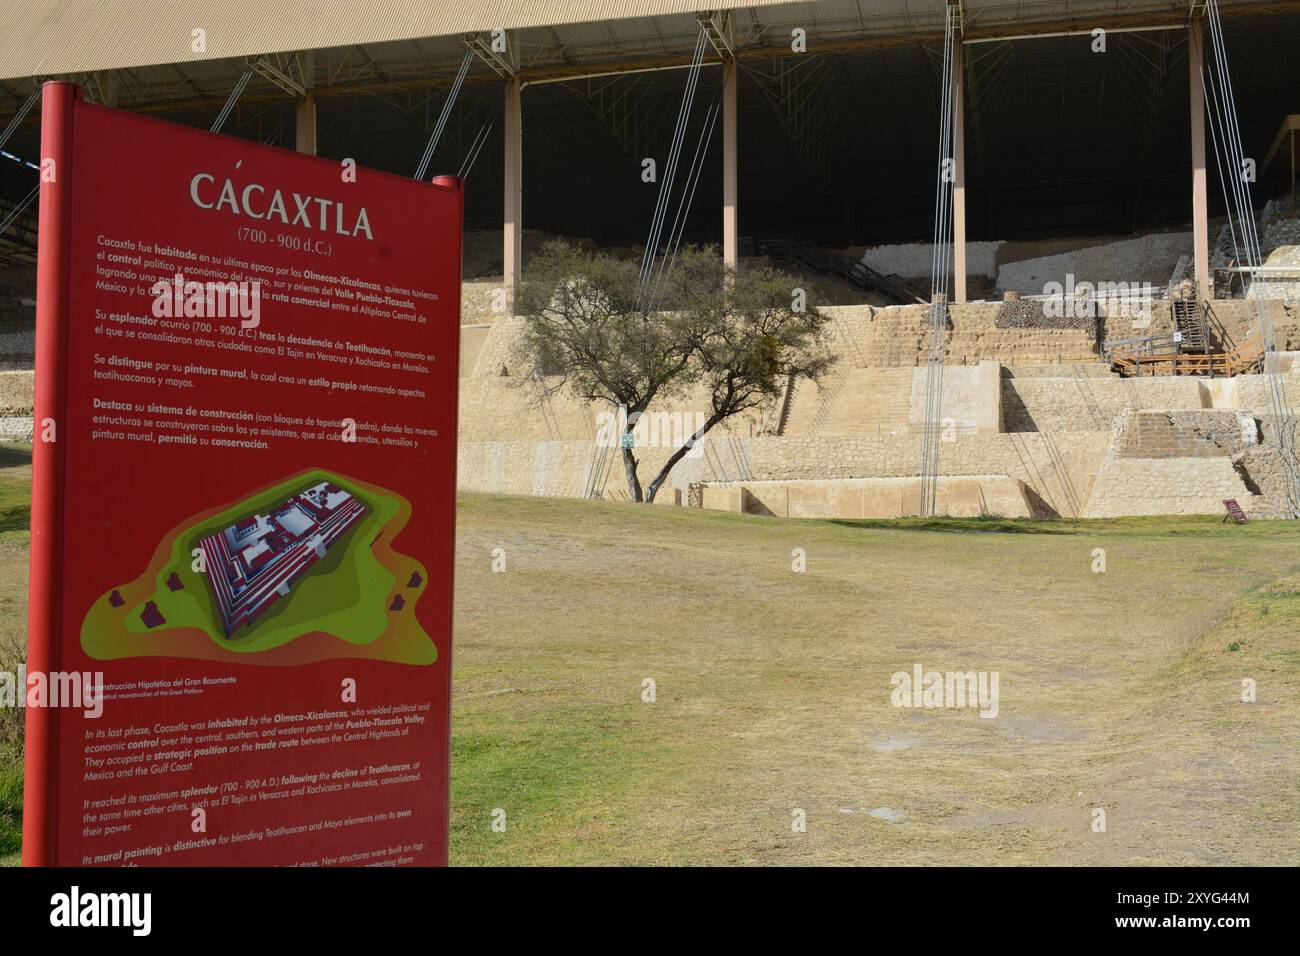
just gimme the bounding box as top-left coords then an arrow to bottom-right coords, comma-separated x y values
860,241 -> 1004,279
996,233 -> 1191,295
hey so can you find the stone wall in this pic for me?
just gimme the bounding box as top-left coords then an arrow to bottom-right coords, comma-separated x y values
0,264 -> 35,372
458,378 -> 594,443
1002,373 -> 1206,433
460,280 -> 506,325
1118,410 -> 1244,459
1095,300 -> 1171,343
1164,409 -> 1258,454
1233,364 -> 1300,409
1251,245 -> 1300,304
458,441 -> 594,499
0,370 -> 33,439
1054,295 -> 1298,353
466,318 -> 529,378
460,324 -> 492,377
1242,417 -> 1300,518
422,285 -> 1300,519
995,296 -> 1101,332
0,417 -> 32,441
804,304 -> 1100,367
1083,457 -> 1258,517
1202,300 -> 1300,351
645,421 -> 1295,519
748,432 -> 1107,518
457,431 -> 1111,517
704,475 -> 1035,519
7,267 -> 1298,519
946,305 -> 1100,365
463,301 -> 1298,385
458,439 -> 712,500
455,359 -> 1300,518
906,361 -> 1002,435
458,375 -> 767,445
0,370 -> 33,415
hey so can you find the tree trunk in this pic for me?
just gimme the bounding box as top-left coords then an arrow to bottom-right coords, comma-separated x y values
621,440 -> 643,502
644,411 -> 726,503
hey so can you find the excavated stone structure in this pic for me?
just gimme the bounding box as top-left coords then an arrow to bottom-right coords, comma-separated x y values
453,297 -> 1300,518
3,295 -> 1297,518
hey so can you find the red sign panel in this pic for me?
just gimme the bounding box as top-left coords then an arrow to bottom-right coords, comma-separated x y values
25,83 -> 462,866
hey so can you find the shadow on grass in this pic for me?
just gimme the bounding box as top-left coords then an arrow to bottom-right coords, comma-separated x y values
0,504 -> 28,533
829,514 -> 1300,538
0,445 -> 30,470
0,761 -> 21,860
828,516 -> 1078,535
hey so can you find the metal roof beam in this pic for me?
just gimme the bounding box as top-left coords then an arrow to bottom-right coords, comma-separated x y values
697,11 -> 734,61
248,54 -> 307,97
465,32 -> 515,78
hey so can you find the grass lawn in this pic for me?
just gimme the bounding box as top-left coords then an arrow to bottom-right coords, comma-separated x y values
450,493 -> 1300,865
0,443 -> 31,866
1,443 -> 1297,865
0,761 -> 19,866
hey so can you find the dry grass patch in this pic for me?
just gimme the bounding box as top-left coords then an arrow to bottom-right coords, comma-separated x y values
451,493 -> 1300,865
0,459 -> 1294,867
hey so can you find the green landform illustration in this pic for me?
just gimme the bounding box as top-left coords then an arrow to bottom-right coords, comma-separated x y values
80,469 -> 438,665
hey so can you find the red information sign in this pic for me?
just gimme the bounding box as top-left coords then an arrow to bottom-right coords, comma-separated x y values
24,83 -> 462,866
1222,499 -> 1248,524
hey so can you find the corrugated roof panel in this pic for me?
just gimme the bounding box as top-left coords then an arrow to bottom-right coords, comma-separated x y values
0,0 -> 1283,83
0,0 -> 799,81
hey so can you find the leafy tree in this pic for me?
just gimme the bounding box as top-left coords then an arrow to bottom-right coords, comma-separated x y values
517,242 -> 833,502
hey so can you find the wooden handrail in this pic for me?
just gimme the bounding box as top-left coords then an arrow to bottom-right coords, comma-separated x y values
1109,332 -> 1265,377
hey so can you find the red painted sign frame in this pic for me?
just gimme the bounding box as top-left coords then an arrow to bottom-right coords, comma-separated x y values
25,82 -> 462,866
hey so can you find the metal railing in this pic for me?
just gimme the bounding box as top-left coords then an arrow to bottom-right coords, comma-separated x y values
1108,334 -> 1265,377
1101,331 -> 1182,362
758,238 -> 926,305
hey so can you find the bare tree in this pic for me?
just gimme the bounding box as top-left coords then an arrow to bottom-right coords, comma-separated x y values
518,242 -> 833,502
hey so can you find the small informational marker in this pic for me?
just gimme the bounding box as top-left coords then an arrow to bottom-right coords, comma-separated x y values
620,433 -> 635,449
1222,499 -> 1249,524
25,83 -> 462,866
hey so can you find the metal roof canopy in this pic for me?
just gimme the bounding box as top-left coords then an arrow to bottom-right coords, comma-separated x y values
2,0 -> 1298,265
2,0 -> 1296,106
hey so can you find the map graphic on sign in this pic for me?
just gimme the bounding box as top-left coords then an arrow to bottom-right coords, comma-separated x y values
200,480 -> 367,637
80,469 -> 438,665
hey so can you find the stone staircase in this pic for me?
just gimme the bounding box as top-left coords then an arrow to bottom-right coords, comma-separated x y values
821,305 -> 1102,368
778,377 -> 828,437
1172,299 -> 1209,353
779,368 -> 916,438
848,309 -> 930,366
818,368 -> 915,438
